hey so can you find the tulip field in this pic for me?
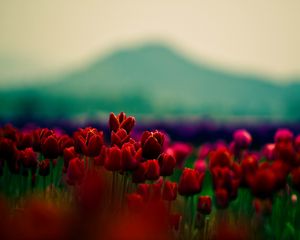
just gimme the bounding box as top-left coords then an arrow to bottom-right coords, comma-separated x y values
1,112 -> 300,240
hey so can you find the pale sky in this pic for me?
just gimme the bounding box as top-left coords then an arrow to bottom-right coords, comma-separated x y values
1,0 -> 300,85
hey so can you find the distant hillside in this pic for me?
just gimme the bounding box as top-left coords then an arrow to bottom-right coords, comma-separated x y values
0,44 -> 300,120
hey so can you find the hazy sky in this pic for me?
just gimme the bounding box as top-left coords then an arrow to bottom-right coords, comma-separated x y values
1,0 -> 300,85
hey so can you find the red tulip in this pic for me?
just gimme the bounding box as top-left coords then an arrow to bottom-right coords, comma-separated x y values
121,142 -> 138,171
141,130 -> 164,159
274,129 -> 293,143
41,135 -> 59,159
16,131 -> 33,150
209,146 -> 232,169
197,196 -> 212,215
295,135 -> 300,152
111,128 -> 131,147
19,148 -> 37,169
145,160 -> 160,181
178,168 -> 205,196
38,159 -> 50,177
0,137 -> 17,160
263,143 -> 275,161
194,159 -> 207,173
58,134 -> 74,155
137,184 -> 151,201
104,146 -> 122,171
73,127 -> 104,156
249,168 -> 277,199
63,146 -> 77,172
233,129 -> 252,149
67,157 -> 85,185
162,181 -> 177,201
109,112 -> 135,133
94,145 -> 107,166
158,153 -> 176,176
132,162 -> 148,183
215,188 -> 229,209
166,142 -> 193,168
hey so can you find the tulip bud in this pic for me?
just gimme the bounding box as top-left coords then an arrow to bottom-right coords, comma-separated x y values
39,160 -> 50,177
104,146 -> 122,171
158,153 -> 176,176
63,146 -> 77,172
275,129 -> 293,143
67,157 -> 85,185
215,188 -> 229,209
41,135 -> 59,159
145,160 -> 160,181
178,168 -> 205,196
141,130 -> 164,159
19,147 -> 37,169
233,129 -> 252,149
132,162 -> 148,183
121,143 -> 138,171
197,196 -> 212,215
162,181 -> 177,201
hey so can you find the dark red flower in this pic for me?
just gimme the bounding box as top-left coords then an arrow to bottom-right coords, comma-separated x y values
145,160 -> 160,181
87,133 -> 104,157
197,196 -> 212,215
162,181 -> 177,201
121,142 -> 138,171
58,134 -> 74,155
215,188 -> 229,209
275,141 -> 296,166
178,168 -> 205,196
67,157 -> 85,185
0,137 -> 17,160
41,134 -> 59,159
63,146 -> 77,172
109,112 -> 136,133
38,159 -> 50,177
111,128 -> 131,147
141,130 -> 165,159
19,148 -> 37,169
93,145 -> 107,166
132,162 -> 148,183
16,131 -> 33,150
137,184 -> 151,201
73,127 -> 104,157
158,153 -> 176,176
249,168 -> 277,199
209,147 -> 232,169
104,146 -> 122,171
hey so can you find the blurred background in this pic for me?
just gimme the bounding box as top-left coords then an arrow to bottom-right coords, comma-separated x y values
0,0 -> 300,124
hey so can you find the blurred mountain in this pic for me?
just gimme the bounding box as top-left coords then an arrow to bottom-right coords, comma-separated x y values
1,43 -> 300,120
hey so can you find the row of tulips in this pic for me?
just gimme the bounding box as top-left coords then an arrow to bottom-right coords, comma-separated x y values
1,113 -> 300,239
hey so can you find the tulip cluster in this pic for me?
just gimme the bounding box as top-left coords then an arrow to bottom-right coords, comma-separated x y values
1,116 -> 300,240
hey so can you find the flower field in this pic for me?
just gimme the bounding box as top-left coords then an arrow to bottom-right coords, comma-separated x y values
1,112 -> 300,240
